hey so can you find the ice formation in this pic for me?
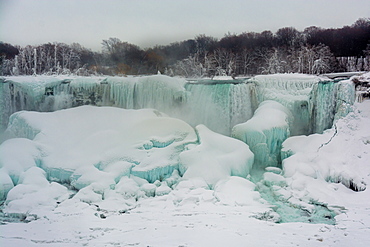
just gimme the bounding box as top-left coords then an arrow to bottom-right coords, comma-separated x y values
1,74 -> 353,136
184,82 -> 256,135
232,100 -> 291,169
0,106 -> 254,213
0,73 -> 363,228
249,74 -> 319,135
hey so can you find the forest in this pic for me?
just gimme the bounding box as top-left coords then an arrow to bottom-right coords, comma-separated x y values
1,18 -> 369,77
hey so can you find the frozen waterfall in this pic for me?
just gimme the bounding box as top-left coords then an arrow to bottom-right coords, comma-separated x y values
0,73 -> 358,226
0,74 -> 353,137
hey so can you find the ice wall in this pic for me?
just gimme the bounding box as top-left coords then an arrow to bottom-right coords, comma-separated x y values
334,80 -> 356,122
0,76 -> 256,136
309,81 -> 337,133
184,82 -> 256,135
247,75 -> 356,135
0,76 -> 64,132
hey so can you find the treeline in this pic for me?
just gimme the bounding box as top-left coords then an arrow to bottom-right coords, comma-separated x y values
1,18 -> 369,77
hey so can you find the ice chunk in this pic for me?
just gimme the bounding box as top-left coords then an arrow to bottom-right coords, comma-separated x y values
175,178 -> 210,191
97,161 -> 133,183
115,176 -> 140,199
250,74 -> 318,136
70,166 -> 116,191
74,185 -> 103,204
180,125 -> 254,187
232,100 -> 291,169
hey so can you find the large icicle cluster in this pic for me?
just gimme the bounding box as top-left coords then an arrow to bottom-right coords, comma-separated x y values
0,75 -> 256,135
1,74 -> 355,137
184,83 -> 256,135
250,74 -> 319,135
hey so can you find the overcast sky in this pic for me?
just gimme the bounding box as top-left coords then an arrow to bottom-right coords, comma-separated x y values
1,0 -> 369,51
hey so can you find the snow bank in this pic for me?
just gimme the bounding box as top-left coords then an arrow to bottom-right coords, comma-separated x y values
232,100 -> 291,168
6,106 -> 197,182
281,116 -> 367,192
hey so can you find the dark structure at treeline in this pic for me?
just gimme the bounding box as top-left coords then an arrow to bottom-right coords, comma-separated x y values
1,18 -> 369,77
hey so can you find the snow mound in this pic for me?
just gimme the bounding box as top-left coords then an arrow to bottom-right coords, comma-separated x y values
0,106 -> 197,206
214,176 -> 262,206
180,125 -> 254,187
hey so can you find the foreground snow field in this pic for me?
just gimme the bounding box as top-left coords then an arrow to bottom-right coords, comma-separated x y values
0,99 -> 369,246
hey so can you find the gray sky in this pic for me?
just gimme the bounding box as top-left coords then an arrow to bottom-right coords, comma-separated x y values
1,0 -> 369,51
